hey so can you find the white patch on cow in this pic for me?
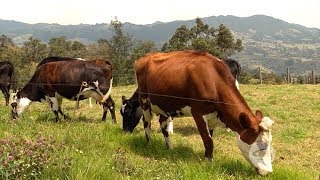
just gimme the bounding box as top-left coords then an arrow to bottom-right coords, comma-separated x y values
142,108 -> 153,139
235,80 -> 240,90
16,97 -> 32,116
75,58 -> 85,61
49,97 -> 59,111
167,117 -> 173,134
121,104 -> 126,113
236,117 -> 274,175
165,137 -> 173,149
10,92 -> 17,103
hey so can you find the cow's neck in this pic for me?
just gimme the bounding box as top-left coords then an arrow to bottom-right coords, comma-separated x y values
218,89 -> 259,133
19,84 -> 42,101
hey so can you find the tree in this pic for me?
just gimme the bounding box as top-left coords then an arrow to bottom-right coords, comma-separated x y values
167,25 -> 191,51
108,18 -> 134,85
131,40 -> 157,61
216,24 -> 236,57
48,36 -> 71,57
86,39 -> 111,59
162,18 -> 243,58
21,37 -> 48,63
69,41 -> 87,58
0,35 -> 14,47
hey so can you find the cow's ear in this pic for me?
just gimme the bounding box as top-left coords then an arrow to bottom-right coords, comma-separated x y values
255,110 -> 263,119
239,112 -> 251,129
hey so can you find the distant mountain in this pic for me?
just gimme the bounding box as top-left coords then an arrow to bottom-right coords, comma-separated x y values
1,15 -> 320,75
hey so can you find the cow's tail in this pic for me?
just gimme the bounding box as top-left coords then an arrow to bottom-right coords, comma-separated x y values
101,78 -> 113,103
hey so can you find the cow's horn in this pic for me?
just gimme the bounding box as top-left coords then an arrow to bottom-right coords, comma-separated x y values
101,78 -> 113,103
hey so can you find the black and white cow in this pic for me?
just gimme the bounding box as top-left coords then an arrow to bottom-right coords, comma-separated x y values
224,58 -> 241,89
121,58 -> 241,133
0,61 -> 14,106
11,58 -> 116,122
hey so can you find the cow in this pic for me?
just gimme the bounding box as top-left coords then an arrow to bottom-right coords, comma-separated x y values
37,57 -> 95,108
0,61 -> 14,106
121,51 -> 274,175
11,58 -> 116,123
223,58 -> 241,89
121,57 -> 242,134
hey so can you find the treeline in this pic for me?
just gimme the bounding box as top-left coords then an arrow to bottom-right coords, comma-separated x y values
1,18 -> 244,88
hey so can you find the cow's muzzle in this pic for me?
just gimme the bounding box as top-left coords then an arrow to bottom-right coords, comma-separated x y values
11,102 -> 18,119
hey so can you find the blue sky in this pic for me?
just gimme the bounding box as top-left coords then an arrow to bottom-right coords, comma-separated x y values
1,0 -> 319,28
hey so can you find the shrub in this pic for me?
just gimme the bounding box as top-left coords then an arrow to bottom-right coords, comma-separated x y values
0,135 -> 71,179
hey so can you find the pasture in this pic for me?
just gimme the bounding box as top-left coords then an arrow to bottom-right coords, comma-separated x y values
0,84 -> 319,179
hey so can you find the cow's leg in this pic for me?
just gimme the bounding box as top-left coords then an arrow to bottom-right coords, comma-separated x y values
167,117 -> 173,134
57,97 -> 69,120
108,105 -> 116,123
49,97 -> 59,122
159,115 -> 173,149
101,103 -> 108,121
4,87 -> 9,106
108,97 -> 116,123
193,113 -> 214,160
1,86 -> 10,106
101,96 -> 116,123
75,101 -> 80,109
88,97 -> 93,108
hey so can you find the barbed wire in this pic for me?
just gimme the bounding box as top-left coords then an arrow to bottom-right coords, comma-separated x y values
0,81 -> 246,106
136,91 -> 241,106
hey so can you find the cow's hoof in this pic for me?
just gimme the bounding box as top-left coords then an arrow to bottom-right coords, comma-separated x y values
205,157 -> 213,161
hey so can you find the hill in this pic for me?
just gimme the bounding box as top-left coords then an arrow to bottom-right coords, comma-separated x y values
1,15 -> 320,75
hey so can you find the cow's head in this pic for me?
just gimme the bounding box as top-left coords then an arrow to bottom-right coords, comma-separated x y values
10,90 -> 32,119
237,110 -> 274,176
120,95 -> 142,132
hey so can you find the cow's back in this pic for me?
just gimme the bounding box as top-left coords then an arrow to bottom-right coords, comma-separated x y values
32,59 -> 112,99
134,51 -> 237,114
0,61 -> 14,81
36,57 -> 78,69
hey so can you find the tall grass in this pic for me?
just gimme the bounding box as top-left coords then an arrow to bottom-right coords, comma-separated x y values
0,84 -> 319,179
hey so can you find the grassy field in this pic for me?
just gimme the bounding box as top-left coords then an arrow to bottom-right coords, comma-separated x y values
0,84 -> 319,179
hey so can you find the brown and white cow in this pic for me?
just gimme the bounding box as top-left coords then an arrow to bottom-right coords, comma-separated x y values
123,51 -> 274,175
11,58 -> 116,123
121,57 -> 241,134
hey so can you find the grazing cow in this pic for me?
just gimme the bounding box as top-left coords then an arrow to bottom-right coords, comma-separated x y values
121,51 -> 274,175
121,57 -> 241,134
37,57 -> 95,108
11,58 -> 116,123
0,61 -> 14,106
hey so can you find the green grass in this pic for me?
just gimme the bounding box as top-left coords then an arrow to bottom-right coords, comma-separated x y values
0,84 -> 319,179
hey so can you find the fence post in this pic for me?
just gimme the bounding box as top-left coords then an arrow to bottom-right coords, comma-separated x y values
311,70 -> 315,84
259,67 -> 262,84
287,67 -> 290,83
